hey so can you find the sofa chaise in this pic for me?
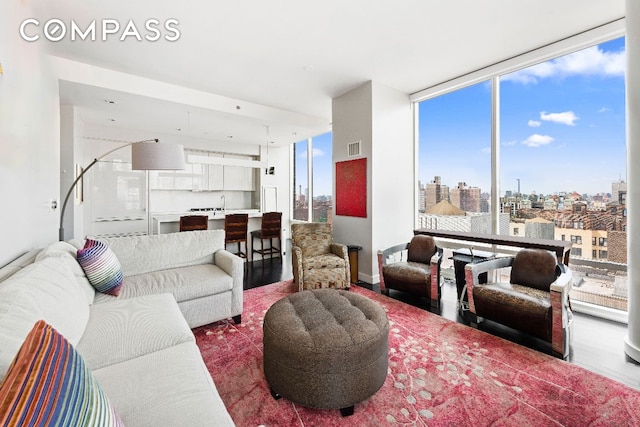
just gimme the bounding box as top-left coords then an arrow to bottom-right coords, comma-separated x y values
0,229 -> 242,426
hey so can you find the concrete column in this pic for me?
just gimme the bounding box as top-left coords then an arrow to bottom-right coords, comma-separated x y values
624,0 -> 640,361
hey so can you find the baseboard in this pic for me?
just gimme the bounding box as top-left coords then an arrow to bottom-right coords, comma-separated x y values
572,300 -> 628,324
357,272 -> 377,286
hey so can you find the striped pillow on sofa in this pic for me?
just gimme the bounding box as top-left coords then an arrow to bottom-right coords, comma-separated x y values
77,238 -> 124,296
0,320 -> 123,427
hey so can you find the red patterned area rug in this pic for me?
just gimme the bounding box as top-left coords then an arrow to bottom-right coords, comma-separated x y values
193,281 -> 640,426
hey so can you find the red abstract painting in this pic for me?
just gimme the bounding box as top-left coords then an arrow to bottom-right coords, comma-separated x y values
335,158 -> 367,217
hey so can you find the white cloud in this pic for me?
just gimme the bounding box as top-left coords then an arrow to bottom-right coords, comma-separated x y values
528,120 -> 541,127
540,111 -> 578,126
599,107 -> 612,113
502,45 -> 625,84
481,147 -> 491,154
502,140 -> 518,146
522,134 -> 554,147
298,148 -> 325,158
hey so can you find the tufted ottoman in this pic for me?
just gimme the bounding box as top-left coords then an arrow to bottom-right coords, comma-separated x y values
263,288 -> 389,416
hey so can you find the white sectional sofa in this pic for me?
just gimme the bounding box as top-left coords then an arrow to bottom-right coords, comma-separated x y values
0,230 -> 241,426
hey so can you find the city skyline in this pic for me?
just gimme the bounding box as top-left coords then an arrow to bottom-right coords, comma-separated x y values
418,36 -> 626,197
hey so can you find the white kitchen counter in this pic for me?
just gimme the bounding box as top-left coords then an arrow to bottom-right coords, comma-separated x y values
152,210 -> 262,235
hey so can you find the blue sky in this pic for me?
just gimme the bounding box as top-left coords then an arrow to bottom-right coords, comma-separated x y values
295,131 -> 333,197
418,36 -> 626,197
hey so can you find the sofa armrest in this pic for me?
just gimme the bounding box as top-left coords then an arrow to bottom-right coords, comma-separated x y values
292,245 -> 304,291
330,243 -> 350,285
214,249 -> 244,316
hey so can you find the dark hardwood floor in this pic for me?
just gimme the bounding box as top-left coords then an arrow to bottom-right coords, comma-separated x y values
243,255 -> 640,391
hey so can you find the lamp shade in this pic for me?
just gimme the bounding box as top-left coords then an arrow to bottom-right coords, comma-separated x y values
131,141 -> 186,170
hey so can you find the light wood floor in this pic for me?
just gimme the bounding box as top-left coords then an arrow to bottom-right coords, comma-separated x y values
244,257 -> 640,391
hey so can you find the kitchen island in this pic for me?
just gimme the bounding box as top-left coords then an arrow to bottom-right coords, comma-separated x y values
152,209 -> 263,235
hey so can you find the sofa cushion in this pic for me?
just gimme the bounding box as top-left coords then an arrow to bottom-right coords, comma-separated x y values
0,257 -> 90,380
77,293 -> 195,370
35,241 -> 96,304
102,230 -> 225,276
94,264 -> 234,304
0,320 -> 123,427
77,238 -> 124,296
93,342 -> 235,427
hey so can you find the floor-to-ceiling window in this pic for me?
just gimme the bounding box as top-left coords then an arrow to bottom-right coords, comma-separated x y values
311,132 -> 333,223
417,82 -> 493,233
292,132 -> 333,222
415,34 -> 627,317
292,139 -> 309,221
499,36 -> 627,313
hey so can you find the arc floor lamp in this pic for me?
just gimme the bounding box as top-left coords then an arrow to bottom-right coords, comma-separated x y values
58,139 -> 186,241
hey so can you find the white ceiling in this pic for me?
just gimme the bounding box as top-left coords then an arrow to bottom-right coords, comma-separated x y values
33,0 -> 625,146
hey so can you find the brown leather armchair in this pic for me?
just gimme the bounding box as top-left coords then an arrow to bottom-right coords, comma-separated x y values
377,235 -> 443,309
464,248 -> 573,359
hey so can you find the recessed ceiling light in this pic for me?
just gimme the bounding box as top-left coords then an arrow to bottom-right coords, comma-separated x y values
104,99 -> 116,104
227,135 -> 234,139
176,128 -> 182,132
108,118 -> 116,122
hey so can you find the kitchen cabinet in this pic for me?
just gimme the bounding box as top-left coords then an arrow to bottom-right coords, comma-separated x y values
150,151 -> 256,191
207,153 -> 224,191
223,154 -> 256,191
150,164 -> 194,190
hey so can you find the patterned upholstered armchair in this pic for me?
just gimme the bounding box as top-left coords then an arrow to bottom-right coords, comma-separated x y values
291,223 -> 350,291
464,248 -> 573,359
377,235 -> 443,309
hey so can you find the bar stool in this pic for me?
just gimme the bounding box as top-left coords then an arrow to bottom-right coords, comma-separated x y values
179,215 -> 208,232
224,213 -> 249,259
251,212 -> 282,265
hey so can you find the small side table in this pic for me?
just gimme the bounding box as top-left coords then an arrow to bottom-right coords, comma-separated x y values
347,245 -> 363,287
451,248 -> 496,314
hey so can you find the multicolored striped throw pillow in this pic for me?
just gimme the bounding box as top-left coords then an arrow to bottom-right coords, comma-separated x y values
77,238 -> 123,296
0,320 -> 124,427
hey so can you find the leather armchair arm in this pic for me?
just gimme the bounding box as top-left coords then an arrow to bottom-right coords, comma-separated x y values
550,265 -> 573,358
378,243 -> 410,265
464,257 -> 514,313
430,247 -> 444,301
550,266 -> 572,294
330,243 -> 350,285
377,242 -> 410,293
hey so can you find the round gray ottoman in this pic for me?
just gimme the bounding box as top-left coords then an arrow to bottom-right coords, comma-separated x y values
263,288 -> 389,416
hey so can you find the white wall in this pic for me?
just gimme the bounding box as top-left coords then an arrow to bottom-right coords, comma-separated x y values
624,0 -> 640,361
0,3 -> 60,265
332,81 -> 413,283
332,83 -> 374,281
370,82 -> 415,279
